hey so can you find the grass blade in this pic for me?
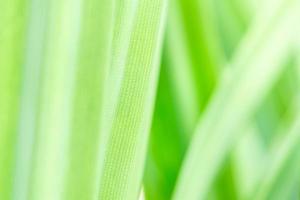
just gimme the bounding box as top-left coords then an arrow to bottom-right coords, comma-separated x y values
0,0 -> 28,198
98,0 -> 168,199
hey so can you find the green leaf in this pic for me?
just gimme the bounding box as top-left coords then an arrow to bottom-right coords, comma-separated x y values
98,0 -> 168,199
0,0 -> 28,199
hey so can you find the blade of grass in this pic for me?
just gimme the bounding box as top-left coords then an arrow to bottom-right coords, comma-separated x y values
0,0 -> 28,199
62,0 -> 116,199
96,1 -> 139,193
165,0 -> 200,134
178,0 -> 223,110
27,0 -> 82,199
99,0 -> 138,137
98,0 -> 168,199
230,0 -> 295,70
233,126 -> 267,199
13,0 -> 49,199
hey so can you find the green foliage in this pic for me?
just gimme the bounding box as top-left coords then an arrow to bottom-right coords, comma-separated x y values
0,0 -> 300,199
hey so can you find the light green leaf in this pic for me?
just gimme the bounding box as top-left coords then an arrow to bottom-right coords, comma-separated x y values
0,0 -> 28,199
98,0 -> 168,199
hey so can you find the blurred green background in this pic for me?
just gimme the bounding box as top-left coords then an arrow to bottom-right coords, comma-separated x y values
144,0 -> 300,199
